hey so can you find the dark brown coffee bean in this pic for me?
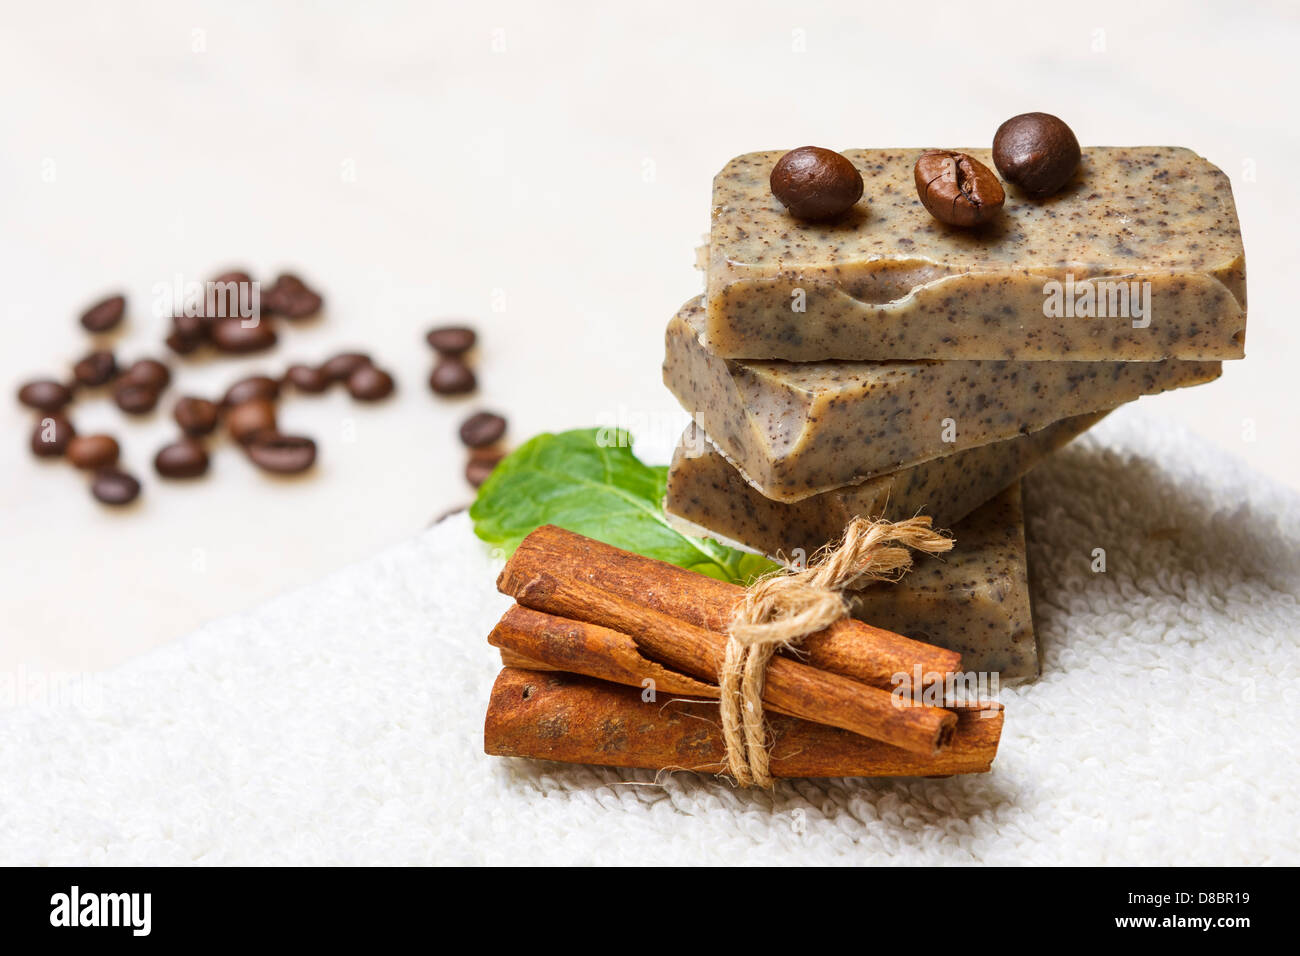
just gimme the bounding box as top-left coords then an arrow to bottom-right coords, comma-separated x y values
222,375 -> 280,407
91,467 -> 140,506
80,294 -> 126,333
30,414 -> 75,458
459,411 -> 506,448
465,448 -> 505,488
770,147 -> 864,221
113,381 -> 160,415
245,432 -> 316,474
173,396 -> 220,436
914,150 -> 1005,227
211,317 -> 277,353
226,398 -> 278,444
17,379 -> 73,412
154,438 -> 209,478
320,352 -> 371,383
283,363 -> 329,394
121,358 -> 171,391
429,357 -> 476,396
263,273 -> 322,319
345,365 -> 395,401
72,350 -> 118,387
67,434 -> 121,470
210,269 -> 253,288
166,313 -> 208,354
425,326 -> 477,355
992,112 -> 1081,198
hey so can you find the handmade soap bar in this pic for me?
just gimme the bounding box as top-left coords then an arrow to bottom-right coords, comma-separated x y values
665,411 -> 1102,560
707,147 -> 1246,361
664,297 -> 1220,501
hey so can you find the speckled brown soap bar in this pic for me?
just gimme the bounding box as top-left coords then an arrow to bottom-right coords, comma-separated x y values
708,147 -> 1246,361
664,411 -> 1103,560
664,297 -> 1221,501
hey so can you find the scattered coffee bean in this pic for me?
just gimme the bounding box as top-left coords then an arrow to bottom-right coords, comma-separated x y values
283,363 -> 329,393
320,352 -> 371,383
263,273 -> 322,319
91,467 -> 141,506
465,448 -> 505,488
992,112 -> 1081,198
113,381 -> 160,415
154,438 -> 210,478
80,294 -> 126,333
913,150 -> 1005,227
166,313 -> 208,354
211,317 -> 277,353
30,414 -> 75,458
346,364 -> 395,401
245,432 -> 316,474
67,434 -> 121,470
459,411 -> 506,448
226,398 -> 278,444
211,269 -> 253,287
72,349 -> 118,387
173,396 -> 220,436
222,374 -> 280,407
17,379 -> 73,412
426,326 -> 477,356
429,357 -> 476,395
770,146 -> 864,221
121,358 -> 171,391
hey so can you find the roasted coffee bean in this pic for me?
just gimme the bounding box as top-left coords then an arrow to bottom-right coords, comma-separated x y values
429,357 -> 476,395
320,352 -> 371,382
91,467 -> 140,506
166,313 -> 209,354
913,150 -> 1005,227
121,358 -> 171,391
465,448 -> 505,488
425,326 -> 477,356
283,363 -> 329,393
17,379 -> 73,412
67,434 -> 121,470
30,414 -> 75,458
458,411 -> 506,448
222,374 -> 280,407
80,294 -> 126,333
154,438 -> 209,478
992,112 -> 1081,198
263,273 -> 322,319
245,432 -> 316,474
72,350 -> 118,387
345,364 -> 395,401
113,381 -> 160,415
166,330 -> 201,355
769,146 -> 864,221
173,396 -> 220,436
211,317 -> 277,353
226,398 -> 277,444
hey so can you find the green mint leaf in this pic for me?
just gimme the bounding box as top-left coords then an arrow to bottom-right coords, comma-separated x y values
468,427 -> 777,585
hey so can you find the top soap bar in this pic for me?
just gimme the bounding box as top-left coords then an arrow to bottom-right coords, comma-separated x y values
707,147 -> 1246,361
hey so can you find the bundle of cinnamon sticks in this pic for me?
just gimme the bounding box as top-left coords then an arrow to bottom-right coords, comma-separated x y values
482,525 -> 1003,781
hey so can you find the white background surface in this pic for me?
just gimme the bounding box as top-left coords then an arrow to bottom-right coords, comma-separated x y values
3,0 -> 1297,675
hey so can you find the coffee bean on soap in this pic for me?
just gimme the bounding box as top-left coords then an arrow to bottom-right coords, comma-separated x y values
346,364 -> 394,401
173,396 -> 220,436
465,448 -> 505,488
320,352 -> 371,383
80,294 -> 126,333
113,381 -> 160,415
245,432 -> 316,474
73,350 -> 118,387
284,364 -> 329,393
30,414 -> 75,458
17,379 -> 73,412
67,434 -> 121,470
211,317 -> 277,353
222,374 -> 280,407
429,357 -> 476,395
992,112 -> 1081,198
770,146 -> 864,221
226,399 -> 278,444
91,468 -> 140,506
459,411 -> 506,448
425,326 -> 476,356
154,438 -> 209,478
121,358 -> 171,391
913,150 -> 1005,227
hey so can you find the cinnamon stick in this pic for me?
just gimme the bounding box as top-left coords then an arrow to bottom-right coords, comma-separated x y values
485,668 -> 1002,779
498,525 -> 960,689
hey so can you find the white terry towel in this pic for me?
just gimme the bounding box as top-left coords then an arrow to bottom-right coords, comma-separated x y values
1,409 -> 1297,865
